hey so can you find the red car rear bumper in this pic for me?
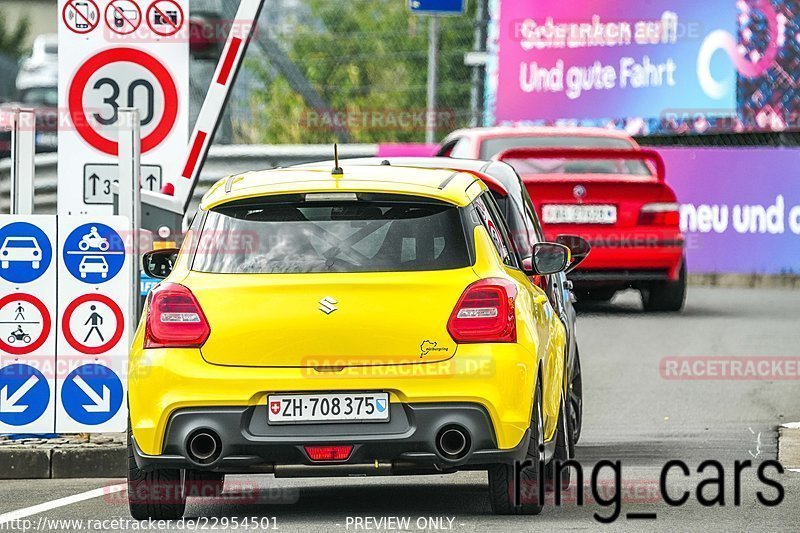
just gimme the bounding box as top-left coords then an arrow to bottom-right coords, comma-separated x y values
545,228 -> 684,283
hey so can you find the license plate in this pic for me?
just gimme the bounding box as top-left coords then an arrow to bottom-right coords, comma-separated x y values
542,204 -> 617,224
268,392 -> 390,424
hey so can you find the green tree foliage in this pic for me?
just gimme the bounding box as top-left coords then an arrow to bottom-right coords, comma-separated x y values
248,0 -> 474,143
0,10 -> 30,59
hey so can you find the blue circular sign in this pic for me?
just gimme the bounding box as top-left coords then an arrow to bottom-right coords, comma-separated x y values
61,364 -> 123,425
0,364 -> 49,426
0,222 -> 53,284
62,223 -> 125,284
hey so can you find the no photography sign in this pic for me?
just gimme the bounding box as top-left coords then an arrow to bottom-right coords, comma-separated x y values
57,0 -> 188,216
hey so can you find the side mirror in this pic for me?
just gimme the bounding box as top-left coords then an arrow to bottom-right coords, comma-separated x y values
523,243 -> 571,276
142,248 -> 179,280
556,235 -> 591,274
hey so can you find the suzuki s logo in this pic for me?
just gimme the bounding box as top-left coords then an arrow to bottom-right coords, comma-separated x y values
319,296 -> 338,315
573,185 -> 587,202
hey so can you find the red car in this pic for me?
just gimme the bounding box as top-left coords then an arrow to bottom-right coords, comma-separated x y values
439,127 -> 685,311
437,126 -> 643,161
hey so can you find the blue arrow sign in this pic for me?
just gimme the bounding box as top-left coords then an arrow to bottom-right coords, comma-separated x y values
62,223 -> 126,284
409,0 -> 465,15
0,364 -> 49,426
0,222 -> 53,284
61,364 -> 123,425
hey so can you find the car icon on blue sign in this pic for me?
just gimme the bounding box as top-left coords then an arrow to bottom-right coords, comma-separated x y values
0,237 -> 42,270
79,256 -> 109,278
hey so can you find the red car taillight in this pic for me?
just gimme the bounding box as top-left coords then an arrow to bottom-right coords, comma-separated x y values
447,279 -> 517,343
305,445 -> 353,462
145,283 -> 210,348
639,202 -> 680,226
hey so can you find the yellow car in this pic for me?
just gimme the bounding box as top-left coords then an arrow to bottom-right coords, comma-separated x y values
128,164 -> 574,519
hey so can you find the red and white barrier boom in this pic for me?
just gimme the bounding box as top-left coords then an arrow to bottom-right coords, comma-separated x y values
164,0 -> 265,215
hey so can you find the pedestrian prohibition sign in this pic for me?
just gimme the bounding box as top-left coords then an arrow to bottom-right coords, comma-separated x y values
61,364 -> 124,425
0,293 -> 52,355
62,294 -> 124,355
0,364 -> 50,427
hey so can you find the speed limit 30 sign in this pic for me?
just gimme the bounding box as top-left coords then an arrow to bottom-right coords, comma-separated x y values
68,48 -> 178,155
58,0 -> 188,216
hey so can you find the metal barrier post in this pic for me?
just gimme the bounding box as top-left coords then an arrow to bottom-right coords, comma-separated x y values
9,108 -> 36,215
118,108 -> 142,328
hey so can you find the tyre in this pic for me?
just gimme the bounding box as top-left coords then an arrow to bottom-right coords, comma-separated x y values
185,471 -> 225,498
79,240 -> 89,251
23,335 -> 31,343
99,241 -> 109,251
128,429 -> 186,520
7,336 -> 14,344
1,261 -> 8,269
568,348 -> 583,445
488,375 -> 545,515
545,390 -> 575,491
32,261 -> 40,269
575,288 -> 616,303
642,260 -> 686,312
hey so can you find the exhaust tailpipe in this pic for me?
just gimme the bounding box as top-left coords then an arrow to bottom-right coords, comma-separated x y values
187,430 -> 221,464
436,425 -> 470,460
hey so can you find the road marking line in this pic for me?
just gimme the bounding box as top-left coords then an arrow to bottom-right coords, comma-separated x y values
0,483 -> 125,525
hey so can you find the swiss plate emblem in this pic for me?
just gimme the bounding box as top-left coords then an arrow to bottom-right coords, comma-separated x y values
270,401 -> 281,415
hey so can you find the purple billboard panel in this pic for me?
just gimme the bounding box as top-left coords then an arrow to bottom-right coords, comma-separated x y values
493,0 -> 740,123
662,148 -> 800,274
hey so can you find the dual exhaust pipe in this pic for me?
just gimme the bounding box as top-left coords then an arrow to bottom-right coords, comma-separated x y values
185,425 -> 472,465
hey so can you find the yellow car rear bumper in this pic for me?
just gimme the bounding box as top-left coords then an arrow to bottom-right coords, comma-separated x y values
129,344 -> 537,456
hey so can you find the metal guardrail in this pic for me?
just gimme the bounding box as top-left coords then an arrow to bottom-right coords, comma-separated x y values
0,144 -> 378,215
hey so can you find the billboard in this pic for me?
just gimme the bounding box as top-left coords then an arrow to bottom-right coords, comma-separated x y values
486,0 -> 795,135
664,148 -> 800,274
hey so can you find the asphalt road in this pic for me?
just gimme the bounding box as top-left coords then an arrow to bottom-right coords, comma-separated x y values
0,286 -> 798,532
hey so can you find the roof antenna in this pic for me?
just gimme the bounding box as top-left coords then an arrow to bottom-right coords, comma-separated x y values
332,144 -> 343,175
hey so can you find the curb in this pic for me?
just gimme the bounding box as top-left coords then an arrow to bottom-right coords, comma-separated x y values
0,446 -> 126,479
779,423 -> 800,470
689,274 -> 800,289
52,446 -> 127,478
0,448 -> 51,479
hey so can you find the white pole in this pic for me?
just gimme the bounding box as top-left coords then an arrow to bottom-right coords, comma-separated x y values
9,108 -> 36,215
118,108 -> 142,327
425,16 -> 440,144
